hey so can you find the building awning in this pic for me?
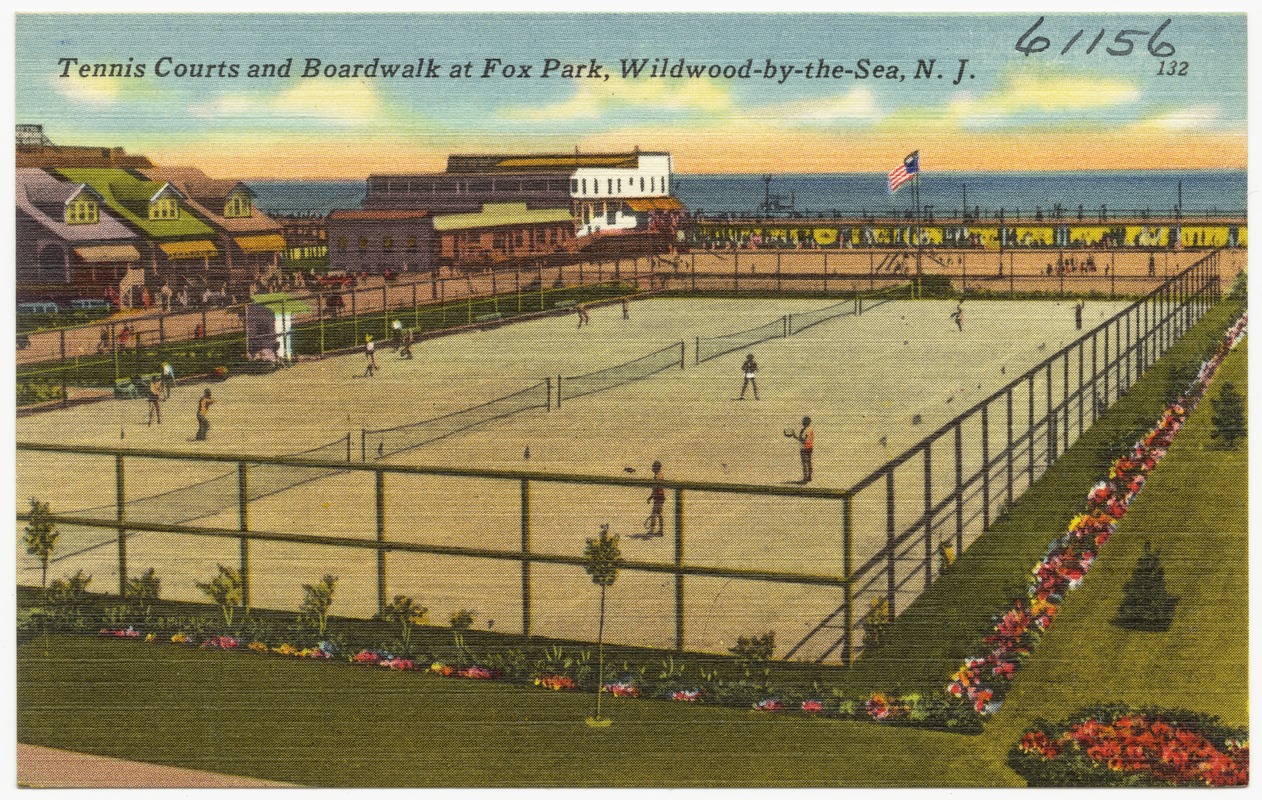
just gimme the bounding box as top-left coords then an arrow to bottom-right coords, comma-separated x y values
234,233 -> 287,253
625,197 -> 685,212
73,243 -> 141,263
250,292 -> 311,314
159,240 -> 219,260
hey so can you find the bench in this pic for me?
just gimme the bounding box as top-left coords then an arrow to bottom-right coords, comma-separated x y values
553,300 -> 576,309
475,312 -> 504,323
114,378 -> 140,399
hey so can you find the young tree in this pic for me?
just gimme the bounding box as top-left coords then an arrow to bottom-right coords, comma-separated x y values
300,575 -> 338,638
1211,382 -> 1246,448
23,498 -> 59,589
196,565 -> 243,628
1114,541 -> 1178,632
583,523 -> 623,727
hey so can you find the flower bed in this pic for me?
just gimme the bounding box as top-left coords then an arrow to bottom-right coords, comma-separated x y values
1009,706 -> 1249,786
947,313 -> 1247,717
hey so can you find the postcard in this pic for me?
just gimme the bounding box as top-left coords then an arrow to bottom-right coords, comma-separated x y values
12,10 -> 1248,788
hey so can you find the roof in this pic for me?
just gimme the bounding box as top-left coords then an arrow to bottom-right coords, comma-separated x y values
15,168 -> 137,243
329,209 -> 432,221
446,152 -> 666,173
626,197 -> 686,212
432,202 -> 573,231
56,167 -> 216,239
143,166 -> 280,233
250,292 -> 311,314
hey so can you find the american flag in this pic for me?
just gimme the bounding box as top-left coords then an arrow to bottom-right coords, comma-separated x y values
888,151 -> 920,193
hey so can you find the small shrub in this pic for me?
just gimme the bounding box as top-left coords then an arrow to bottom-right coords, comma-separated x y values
1210,382 -> 1246,448
1114,542 -> 1178,632
449,608 -> 476,630
380,594 -> 427,649
300,575 -> 338,637
196,565 -> 243,628
862,597 -> 892,651
123,567 -> 161,614
728,631 -> 776,663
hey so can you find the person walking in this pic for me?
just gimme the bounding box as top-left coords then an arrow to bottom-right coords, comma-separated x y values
785,416 -> 815,483
950,301 -> 964,333
364,335 -> 377,377
195,389 -> 214,441
621,297 -> 630,320
400,328 -> 414,360
739,353 -> 760,400
1074,300 -> 1085,331
146,376 -> 163,426
161,361 -> 176,399
645,460 -> 666,537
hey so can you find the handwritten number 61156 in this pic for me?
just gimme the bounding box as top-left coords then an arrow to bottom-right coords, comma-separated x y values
1016,17 -> 1175,58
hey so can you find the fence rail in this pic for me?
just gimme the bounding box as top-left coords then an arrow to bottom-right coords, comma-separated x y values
784,248 -> 1224,660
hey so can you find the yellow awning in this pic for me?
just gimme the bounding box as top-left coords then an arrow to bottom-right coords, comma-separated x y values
234,233 -> 287,253
626,197 -> 685,212
159,240 -> 219,260
73,244 -> 141,263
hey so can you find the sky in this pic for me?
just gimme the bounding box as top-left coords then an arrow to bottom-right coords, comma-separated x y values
14,12 -> 1248,179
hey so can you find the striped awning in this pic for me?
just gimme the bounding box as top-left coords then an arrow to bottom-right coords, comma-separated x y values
73,244 -> 141,263
159,240 -> 219,260
234,233 -> 287,253
625,197 -> 685,212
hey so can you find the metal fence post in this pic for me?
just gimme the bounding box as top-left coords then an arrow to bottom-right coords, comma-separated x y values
238,463 -> 251,610
886,470 -> 896,615
376,469 -> 386,614
115,453 -> 126,596
1077,340 -> 1085,437
59,329 -> 67,406
842,494 -> 854,666
1091,330 -> 1099,423
923,445 -> 933,592
674,488 -> 685,652
1103,323 -> 1110,409
1027,375 -> 1035,483
1006,387 -> 1014,507
953,424 -> 963,552
521,478 -> 531,637
981,404 -> 990,534
1062,351 -> 1070,450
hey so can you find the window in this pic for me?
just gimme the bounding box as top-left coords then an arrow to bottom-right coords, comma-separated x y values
358,237 -> 368,252
64,198 -> 98,225
640,177 -> 645,192
337,237 -> 348,252
224,191 -> 252,218
582,179 -> 587,194
149,197 -> 180,220
406,236 -> 418,251
617,179 -> 622,194
607,179 -> 613,194
383,237 -> 394,251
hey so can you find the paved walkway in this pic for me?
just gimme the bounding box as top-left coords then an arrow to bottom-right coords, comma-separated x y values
17,743 -> 298,788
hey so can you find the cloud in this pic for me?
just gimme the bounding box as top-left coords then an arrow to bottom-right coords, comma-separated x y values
765,88 -> 881,126
945,70 -> 1141,128
54,73 -> 125,105
189,80 -> 385,126
500,77 -> 733,123
1131,105 -> 1224,132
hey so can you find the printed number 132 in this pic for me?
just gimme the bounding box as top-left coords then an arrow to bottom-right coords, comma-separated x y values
1158,60 -> 1189,76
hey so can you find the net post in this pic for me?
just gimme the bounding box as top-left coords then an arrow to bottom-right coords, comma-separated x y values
361,429 -> 367,462
238,462 -> 251,610
521,478 -> 532,638
545,377 -> 552,412
842,494 -> 854,667
695,336 -> 700,365
679,341 -> 685,369
673,488 -> 685,652
346,432 -> 351,463
376,469 -> 386,615
115,453 -> 127,597
782,315 -> 788,338
556,374 -> 562,407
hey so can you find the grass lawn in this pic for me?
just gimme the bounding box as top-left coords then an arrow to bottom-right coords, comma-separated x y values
16,303 -> 1246,787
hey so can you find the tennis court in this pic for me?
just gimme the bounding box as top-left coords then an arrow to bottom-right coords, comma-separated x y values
16,295 -> 1128,660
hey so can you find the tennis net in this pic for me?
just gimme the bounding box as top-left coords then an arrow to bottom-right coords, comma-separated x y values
365,380 -> 550,459
558,342 -> 684,403
787,300 -> 855,335
695,317 -> 786,364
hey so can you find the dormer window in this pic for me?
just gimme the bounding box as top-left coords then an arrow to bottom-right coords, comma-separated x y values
149,196 -> 180,220
65,197 -> 99,225
224,191 -> 252,218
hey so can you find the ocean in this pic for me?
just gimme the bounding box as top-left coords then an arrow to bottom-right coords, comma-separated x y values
248,170 -> 1247,218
